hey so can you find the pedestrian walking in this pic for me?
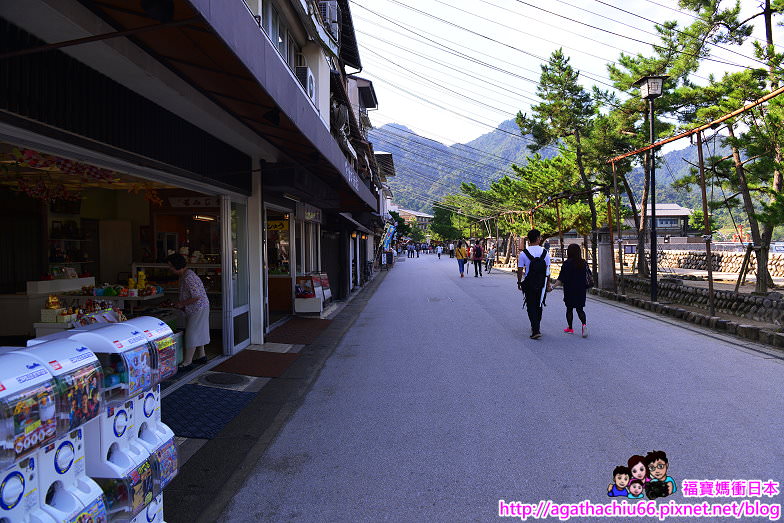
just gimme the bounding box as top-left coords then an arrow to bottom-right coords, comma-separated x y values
407,243 -> 415,258
455,241 -> 468,278
472,241 -> 484,277
554,243 -> 591,337
436,245 -> 443,259
517,229 -> 551,340
415,244 -> 420,258
485,245 -> 496,273
449,242 -> 455,258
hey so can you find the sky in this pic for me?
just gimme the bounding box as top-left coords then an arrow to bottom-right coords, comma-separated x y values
350,0 -> 783,147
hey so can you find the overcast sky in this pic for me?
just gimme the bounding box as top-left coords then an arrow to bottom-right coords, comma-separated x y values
351,0 -> 783,146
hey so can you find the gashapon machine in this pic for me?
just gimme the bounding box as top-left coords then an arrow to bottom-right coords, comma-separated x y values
12,339 -> 108,521
122,317 -> 178,522
64,324 -> 157,522
0,351 -> 58,523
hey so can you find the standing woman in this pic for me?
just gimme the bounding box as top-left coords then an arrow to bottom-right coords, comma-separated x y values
166,254 -> 210,370
454,241 -> 468,278
556,243 -> 589,337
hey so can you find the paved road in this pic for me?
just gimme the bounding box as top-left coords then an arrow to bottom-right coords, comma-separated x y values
222,254 -> 784,522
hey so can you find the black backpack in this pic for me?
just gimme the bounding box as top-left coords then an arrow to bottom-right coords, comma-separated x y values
521,248 -> 548,293
474,246 -> 483,259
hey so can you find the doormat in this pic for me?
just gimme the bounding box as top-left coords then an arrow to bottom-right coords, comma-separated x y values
265,317 -> 333,344
211,350 -> 300,378
161,384 -> 255,439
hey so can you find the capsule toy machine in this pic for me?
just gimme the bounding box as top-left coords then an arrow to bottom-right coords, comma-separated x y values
0,351 -> 58,523
12,339 -> 108,522
94,458 -> 155,523
121,318 -> 176,478
64,324 -> 154,483
131,492 -> 163,523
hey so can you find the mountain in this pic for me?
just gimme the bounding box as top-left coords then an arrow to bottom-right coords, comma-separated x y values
371,119 -> 729,216
369,120 -> 547,212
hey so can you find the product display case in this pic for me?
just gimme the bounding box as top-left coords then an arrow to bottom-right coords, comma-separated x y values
132,263 -> 223,328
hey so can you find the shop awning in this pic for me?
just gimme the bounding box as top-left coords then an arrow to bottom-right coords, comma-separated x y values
339,212 -> 372,234
72,0 -> 376,211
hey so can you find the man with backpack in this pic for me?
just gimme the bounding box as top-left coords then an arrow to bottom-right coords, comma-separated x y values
517,229 -> 551,340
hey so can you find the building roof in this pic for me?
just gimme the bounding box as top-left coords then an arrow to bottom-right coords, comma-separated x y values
642,204 -> 693,217
398,208 -> 434,219
374,152 -> 395,180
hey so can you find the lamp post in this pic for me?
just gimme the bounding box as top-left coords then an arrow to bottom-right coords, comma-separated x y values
634,75 -> 668,303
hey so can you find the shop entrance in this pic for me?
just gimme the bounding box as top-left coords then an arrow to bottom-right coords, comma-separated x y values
264,206 -> 293,330
224,199 -> 250,351
0,143 -> 246,371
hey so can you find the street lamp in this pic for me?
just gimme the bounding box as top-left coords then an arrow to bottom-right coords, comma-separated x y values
634,74 -> 668,303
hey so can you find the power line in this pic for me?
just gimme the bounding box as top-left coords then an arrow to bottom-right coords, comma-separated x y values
366,68 -> 561,154
361,46 -> 516,116
373,121 -> 526,167
358,37 -> 542,107
428,0 -> 632,94
386,0 -> 632,95
510,0 -> 759,71
371,135 -> 514,203
372,131 -> 517,181
371,135 -> 517,203
591,0 -> 769,68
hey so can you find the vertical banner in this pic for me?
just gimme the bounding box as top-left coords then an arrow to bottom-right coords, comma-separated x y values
382,224 -> 397,250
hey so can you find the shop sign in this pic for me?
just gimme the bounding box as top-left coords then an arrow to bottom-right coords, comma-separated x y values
343,160 -> 361,193
168,197 -> 219,208
297,203 -> 322,223
268,220 -> 289,232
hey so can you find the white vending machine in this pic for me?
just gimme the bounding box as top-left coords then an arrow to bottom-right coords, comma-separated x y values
0,351 -> 58,523
13,339 -> 108,521
64,324 -> 157,522
122,317 -> 178,497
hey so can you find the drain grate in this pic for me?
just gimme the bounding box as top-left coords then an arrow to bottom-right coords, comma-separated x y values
203,372 -> 247,385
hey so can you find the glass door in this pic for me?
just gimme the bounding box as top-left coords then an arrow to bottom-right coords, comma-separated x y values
222,197 -> 250,352
264,205 -> 293,331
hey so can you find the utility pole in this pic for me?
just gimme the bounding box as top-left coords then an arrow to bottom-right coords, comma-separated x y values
696,131 -> 716,316
555,198 -> 565,260
612,161 -> 625,295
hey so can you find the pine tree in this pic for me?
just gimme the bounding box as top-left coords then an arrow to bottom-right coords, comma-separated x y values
517,49 -> 599,277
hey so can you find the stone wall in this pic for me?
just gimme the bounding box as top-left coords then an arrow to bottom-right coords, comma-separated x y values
620,276 -> 784,325
647,250 -> 784,276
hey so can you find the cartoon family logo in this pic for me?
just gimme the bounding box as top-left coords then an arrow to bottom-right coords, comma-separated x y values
607,450 -> 676,500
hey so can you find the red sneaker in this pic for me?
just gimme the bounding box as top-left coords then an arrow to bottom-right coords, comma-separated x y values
563,328 -> 574,334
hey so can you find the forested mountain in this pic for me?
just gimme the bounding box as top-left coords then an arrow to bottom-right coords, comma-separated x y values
371,119 -> 732,219
369,120 -> 548,211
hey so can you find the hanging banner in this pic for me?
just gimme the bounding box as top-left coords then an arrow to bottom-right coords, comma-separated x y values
382,224 -> 397,250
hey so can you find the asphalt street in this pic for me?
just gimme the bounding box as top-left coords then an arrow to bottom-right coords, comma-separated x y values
221,254 -> 784,522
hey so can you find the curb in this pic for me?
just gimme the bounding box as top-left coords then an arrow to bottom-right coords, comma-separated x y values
163,271 -> 389,523
589,287 -> 784,350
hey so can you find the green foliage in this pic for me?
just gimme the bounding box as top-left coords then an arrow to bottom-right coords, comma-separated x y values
689,209 -> 718,231
389,211 -> 412,239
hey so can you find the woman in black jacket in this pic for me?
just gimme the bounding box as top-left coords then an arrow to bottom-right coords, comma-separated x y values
556,243 -> 589,337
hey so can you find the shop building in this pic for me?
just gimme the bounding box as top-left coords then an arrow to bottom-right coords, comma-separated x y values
0,0 -> 386,368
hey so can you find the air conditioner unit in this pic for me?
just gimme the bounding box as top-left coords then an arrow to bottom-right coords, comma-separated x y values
319,0 -> 340,40
295,66 -> 317,104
